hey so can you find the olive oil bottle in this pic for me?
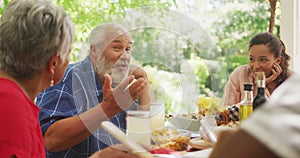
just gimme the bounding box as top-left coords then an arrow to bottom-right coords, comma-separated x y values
253,72 -> 267,110
239,83 -> 253,122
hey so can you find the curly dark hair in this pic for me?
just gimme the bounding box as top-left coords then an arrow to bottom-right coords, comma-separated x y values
248,32 -> 291,85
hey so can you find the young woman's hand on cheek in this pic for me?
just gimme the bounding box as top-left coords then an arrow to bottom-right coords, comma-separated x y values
266,63 -> 282,84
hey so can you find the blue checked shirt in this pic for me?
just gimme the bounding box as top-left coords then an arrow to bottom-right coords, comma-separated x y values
36,57 -> 137,158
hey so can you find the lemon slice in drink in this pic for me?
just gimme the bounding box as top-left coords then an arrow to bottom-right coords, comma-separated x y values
197,97 -> 211,109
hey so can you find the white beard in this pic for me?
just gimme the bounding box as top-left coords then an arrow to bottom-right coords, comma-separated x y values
95,56 -> 130,87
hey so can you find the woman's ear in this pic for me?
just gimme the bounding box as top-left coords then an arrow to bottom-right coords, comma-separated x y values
276,56 -> 282,64
48,53 -> 60,74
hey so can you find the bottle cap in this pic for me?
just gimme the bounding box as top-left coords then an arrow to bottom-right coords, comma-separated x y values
244,83 -> 253,91
256,71 -> 266,80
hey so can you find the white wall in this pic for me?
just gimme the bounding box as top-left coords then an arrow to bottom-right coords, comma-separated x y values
280,0 -> 300,72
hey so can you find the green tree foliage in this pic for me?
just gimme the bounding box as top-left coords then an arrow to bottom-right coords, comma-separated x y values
213,5 -> 271,55
0,0 -> 9,14
51,0 -> 176,62
54,0 -> 174,42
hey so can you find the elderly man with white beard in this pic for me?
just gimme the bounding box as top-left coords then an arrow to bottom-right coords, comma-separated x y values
36,23 -> 152,158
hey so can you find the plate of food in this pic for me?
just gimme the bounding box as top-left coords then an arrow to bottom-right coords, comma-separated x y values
152,128 -> 191,151
189,137 -> 214,150
214,122 -> 238,135
168,95 -> 223,131
182,148 -> 213,158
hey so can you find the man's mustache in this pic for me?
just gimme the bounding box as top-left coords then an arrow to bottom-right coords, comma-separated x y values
114,59 -> 129,68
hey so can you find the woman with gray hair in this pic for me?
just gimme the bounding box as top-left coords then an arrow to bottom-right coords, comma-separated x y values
0,0 -> 74,157
0,1 -> 147,157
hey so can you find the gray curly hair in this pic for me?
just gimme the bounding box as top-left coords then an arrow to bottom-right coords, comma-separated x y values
88,23 -> 130,55
0,0 -> 74,79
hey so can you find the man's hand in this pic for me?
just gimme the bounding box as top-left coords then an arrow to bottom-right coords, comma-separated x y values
129,64 -> 148,80
101,74 -> 146,117
129,64 -> 154,108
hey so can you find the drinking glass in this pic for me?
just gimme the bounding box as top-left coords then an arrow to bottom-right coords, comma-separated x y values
126,111 -> 151,147
150,102 -> 165,130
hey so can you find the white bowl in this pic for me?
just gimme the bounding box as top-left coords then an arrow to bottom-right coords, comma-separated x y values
167,115 -> 201,131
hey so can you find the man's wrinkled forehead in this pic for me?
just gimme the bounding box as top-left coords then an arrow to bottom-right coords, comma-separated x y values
106,27 -> 133,44
111,34 -> 133,45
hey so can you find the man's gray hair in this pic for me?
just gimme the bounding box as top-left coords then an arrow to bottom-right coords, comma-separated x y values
0,0 -> 74,79
88,23 -> 129,55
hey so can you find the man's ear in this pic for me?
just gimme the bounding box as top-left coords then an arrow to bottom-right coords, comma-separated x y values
90,45 -> 98,56
90,45 -> 96,53
89,45 -> 100,66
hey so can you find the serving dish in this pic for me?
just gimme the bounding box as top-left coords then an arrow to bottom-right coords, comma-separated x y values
152,128 -> 191,151
167,114 -> 201,132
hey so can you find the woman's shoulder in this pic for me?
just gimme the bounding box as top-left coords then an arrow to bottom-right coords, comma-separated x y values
228,65 -> 253,86
233,64 -> 249,71
230,65 -> 250,76
287,69 -> 295,78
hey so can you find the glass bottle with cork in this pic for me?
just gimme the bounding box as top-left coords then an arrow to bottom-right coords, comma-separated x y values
253,71 -> 267,110
239,83 -> 253,122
